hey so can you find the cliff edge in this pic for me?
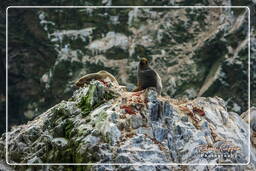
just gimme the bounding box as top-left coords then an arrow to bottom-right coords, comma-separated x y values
0,77 -> 255,170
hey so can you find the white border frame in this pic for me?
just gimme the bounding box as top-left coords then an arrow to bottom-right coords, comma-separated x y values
5,6 -> 251,166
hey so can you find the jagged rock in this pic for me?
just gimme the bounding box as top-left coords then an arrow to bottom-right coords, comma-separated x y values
0,1 -> 255,170
130,115 -> 143,129
27,156 -> 43,164
102,122 -> 121,145
152,126 -> 168,142
3,2 -> 254,137
0,78 -> 255,170
147,89 -> 161,121
52,138 -> 68,149
163,102 -> 173,117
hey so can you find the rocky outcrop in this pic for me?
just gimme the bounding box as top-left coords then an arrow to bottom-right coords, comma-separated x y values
1,77 -> 254,170
2,0 -> 255,136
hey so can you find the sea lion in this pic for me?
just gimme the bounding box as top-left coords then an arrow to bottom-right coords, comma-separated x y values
75,70 -> 119,87
133,58 -> 162,94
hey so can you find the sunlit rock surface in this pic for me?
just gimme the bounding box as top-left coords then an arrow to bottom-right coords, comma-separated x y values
0,78 -> 254,170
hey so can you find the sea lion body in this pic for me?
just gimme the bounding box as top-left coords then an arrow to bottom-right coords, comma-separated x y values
134,58 -> 162,94
75,70 -> 118,87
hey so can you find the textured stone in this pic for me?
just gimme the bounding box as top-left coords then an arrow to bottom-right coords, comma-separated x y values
4,1 -> 254,142
153,127 -> 168,142
130,115 -> 143,129
52,138 -> 68,149
0,76 -> 254,171
163,102 -> 173,117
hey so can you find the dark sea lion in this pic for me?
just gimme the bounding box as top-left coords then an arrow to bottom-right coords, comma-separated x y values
133,58 -> 162,94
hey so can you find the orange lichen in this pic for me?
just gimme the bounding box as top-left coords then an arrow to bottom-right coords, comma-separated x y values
193,106 -> 205,116
132,91 -> 143,96
120,105 -> 136,115
179,105 -> 200,128
99,80 -> 109,87
126,132 -> 136,138
144,134 -> 165,151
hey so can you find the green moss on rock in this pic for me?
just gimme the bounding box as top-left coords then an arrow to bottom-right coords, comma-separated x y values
64,119 -> 75,138
78,83 -> 116,116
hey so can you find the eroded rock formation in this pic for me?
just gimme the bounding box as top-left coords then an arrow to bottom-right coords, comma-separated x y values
0,77 -> 255,170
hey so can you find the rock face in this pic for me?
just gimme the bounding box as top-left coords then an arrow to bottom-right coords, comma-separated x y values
1,78 -> 254,170
1,0 -> 255,135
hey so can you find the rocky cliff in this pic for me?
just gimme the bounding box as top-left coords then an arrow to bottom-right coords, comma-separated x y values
0,77 -> 255,170
1,0 -> 255,135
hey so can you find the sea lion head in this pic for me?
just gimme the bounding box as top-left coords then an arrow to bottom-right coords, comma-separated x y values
139,58 -> 149,69
98,70 -> 108,74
